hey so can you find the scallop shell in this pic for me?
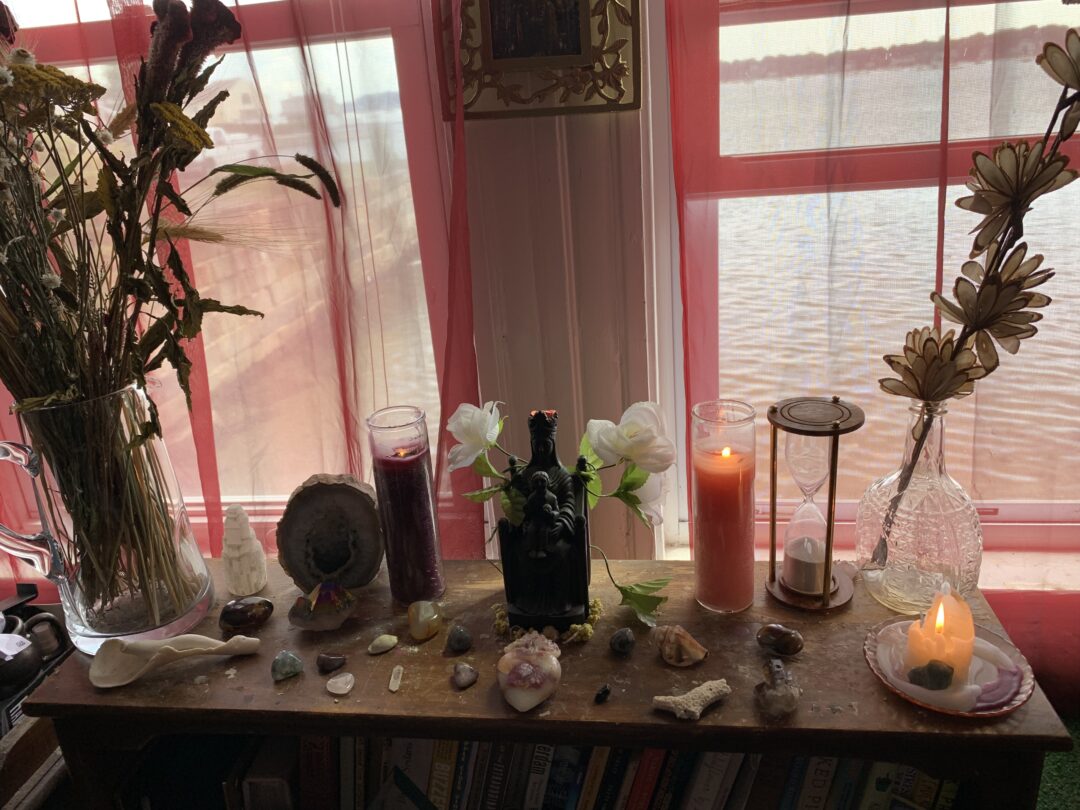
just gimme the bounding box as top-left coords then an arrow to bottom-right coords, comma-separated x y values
650,624 -> 708,667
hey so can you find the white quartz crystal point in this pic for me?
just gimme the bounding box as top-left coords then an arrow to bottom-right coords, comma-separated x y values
496,631 -> 563,713
223,504 -> 268,596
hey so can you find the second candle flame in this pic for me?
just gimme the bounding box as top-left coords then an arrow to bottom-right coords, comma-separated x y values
935,601 -> 946,633
721,446 -> 732,457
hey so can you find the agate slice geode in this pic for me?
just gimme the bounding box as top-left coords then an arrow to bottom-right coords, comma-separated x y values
277,474 -> 383,592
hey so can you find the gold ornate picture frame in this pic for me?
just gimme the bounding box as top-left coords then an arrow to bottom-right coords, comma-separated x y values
441,0 -> 641,118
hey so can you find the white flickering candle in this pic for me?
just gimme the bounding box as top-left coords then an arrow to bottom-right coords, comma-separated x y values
903,584 -> 975,682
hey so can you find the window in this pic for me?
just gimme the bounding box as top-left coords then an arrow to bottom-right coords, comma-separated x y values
0,0 -> 450,557
665,0 -> 1080,555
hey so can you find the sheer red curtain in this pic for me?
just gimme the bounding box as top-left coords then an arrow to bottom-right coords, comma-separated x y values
667,0 -> 1080,709
0,0 -> 483,598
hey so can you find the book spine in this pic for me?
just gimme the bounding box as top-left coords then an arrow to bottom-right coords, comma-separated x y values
612,751 -> 642,810
353,738 -> 366,810
825,760 -> 866,810
339,737 -> 355,810
482,743 -> 514,810
889,765 -> 939,810
625,749 -> 667,810
448,741 -> 477,810
779,757 -> 809,810
722,754 -> 761,810
655,751 -> 698,810
857,763 -> 897,810
428,739 -> 460,810
594,748 -> 632,810
467,742 -> 494,810
542,746 -> 589,810
504,744 -> 536,810
796,757 -> 839,810
524,744 -> 557,810
299,735 -> 339,810
744,755 -> 794,810
681,752 -> 735,810
576,747 -> 611,810
931,781 -> 958,810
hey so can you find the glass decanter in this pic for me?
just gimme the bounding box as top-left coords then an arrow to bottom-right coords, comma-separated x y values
856,401 -> 982,613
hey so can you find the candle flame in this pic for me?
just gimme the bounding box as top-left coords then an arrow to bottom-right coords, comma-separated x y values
934,601 -> 945,633
721,446 -> 732,457
393,447 -> 410,458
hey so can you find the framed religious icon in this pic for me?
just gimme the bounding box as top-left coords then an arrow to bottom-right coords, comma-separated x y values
439,0 -> 640,118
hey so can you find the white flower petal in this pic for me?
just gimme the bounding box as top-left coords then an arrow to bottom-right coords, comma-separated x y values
586,419 -> 621,464
447,442 -> 481,472
637,474 -> 664,525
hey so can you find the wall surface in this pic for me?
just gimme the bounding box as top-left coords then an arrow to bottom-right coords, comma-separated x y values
465,110 -> 656,559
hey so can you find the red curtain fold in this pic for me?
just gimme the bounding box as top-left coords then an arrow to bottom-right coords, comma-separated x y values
0,0 -> 485,600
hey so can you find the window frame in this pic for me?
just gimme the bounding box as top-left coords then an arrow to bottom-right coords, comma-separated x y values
661,0 -> 1080,553
25,0 -> 454,550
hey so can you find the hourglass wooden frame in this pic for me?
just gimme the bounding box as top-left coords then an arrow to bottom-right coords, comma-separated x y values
766,396 -> 865,611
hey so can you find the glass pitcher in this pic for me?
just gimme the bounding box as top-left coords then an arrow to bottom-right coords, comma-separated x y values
0,387 -> 213,653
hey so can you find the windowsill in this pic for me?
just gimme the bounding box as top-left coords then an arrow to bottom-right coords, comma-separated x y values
662,546 -> 1080,592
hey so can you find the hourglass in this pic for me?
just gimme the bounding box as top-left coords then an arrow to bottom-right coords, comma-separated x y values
766,396 -> 865,610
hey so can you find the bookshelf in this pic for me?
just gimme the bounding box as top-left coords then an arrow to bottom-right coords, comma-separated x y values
23,560 -> 1071,808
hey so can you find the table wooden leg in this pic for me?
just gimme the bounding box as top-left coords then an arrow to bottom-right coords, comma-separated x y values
53,718 -> 141,810
961,751 -> 1044,809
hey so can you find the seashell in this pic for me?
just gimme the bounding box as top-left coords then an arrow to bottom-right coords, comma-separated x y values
496,630 -> 562,712
650,624 -> 708,667
367,634 -> 398,655
756,623 -> 804,657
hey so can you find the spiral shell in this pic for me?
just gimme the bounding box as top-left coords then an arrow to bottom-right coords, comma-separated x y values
650,624 -> 708,667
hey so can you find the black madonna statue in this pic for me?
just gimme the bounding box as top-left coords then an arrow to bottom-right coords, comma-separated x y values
498,410 -> 590,631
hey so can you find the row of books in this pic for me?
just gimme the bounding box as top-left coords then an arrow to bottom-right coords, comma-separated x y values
220,736 -> 963,810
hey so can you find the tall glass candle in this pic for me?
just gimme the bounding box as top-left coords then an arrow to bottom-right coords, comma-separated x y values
367,406 -> 445,603
692,400 -> 756,613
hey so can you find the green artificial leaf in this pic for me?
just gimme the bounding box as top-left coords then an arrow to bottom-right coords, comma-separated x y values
579,433 -> 603,471
472,453 -> 504,480
462,485 -> 504,503
579,470 -> 601,511
616,586 -> 668,627
500,487 -> 526,526
619,577 -> 671,597
616,463 -> 648,493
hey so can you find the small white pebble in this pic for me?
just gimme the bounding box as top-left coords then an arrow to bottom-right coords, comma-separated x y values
224,668 -> 237,679
193,675 -> 209,685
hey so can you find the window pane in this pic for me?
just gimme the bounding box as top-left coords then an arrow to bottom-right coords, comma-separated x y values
949,1 -> 1080,141
943,181 -> 1080,503
719,8 -> 946,155
712,187 -> 958,502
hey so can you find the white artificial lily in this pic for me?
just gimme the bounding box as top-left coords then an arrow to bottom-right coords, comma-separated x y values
636,472 -> 664,526
586,402 -> 675,473
447,401 -> 501,472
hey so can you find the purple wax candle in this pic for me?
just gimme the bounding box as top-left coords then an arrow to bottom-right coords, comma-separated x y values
367,407 -> 445,603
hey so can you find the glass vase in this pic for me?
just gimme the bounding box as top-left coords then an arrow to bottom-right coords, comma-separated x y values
691,400 -> 756,613
367,406 -> 445,604
856,400 -> 982,614
0,387 -> 213,654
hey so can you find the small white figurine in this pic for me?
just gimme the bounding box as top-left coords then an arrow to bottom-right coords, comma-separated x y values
222,505 -> 267,596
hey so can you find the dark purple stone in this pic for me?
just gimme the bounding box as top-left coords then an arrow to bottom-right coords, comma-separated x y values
317,653 -> 347,675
